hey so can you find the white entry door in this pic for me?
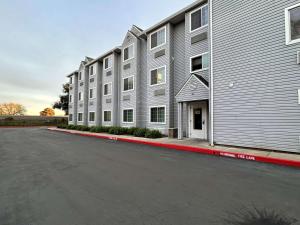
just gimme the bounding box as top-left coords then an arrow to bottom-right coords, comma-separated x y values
189,102 -> 207,139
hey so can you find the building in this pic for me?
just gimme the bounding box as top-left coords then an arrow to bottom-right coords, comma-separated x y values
66,0 -> 300,153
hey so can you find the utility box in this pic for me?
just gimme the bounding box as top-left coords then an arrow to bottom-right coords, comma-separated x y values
168,128 -> 178,139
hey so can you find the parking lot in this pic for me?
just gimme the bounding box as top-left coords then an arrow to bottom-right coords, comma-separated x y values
0,128 -> 299,225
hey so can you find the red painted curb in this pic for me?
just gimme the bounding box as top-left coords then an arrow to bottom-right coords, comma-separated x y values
49,129 -> 300,169
0,126 -> 56,128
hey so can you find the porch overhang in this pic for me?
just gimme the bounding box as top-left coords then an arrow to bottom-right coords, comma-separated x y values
175,74 -> 209,102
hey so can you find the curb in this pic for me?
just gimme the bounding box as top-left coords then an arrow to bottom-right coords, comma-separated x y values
49,128 -> 300,169
0,126 -> 56,128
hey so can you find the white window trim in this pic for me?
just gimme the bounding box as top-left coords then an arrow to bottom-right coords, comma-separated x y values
103,110 -> 112,123
104,56 -> 112,70
90,65 -> 95,77
89,88 -> 96,99
189,4 -> 209,33
103,82 -> 112,96
78,113 -> 83,122
88,111 -> 96,122
149,26 -> 167,51
149,65 -> 167,87
122,75 -> 135,92
123,43 -> 135,62
190,52 -> 209,73
79,72 -> 83,81
285,3 -> 300,45
69,114 -> 73,122
122,108 -> 134,124
78,92 -> 84,102
149,105 -> 167,125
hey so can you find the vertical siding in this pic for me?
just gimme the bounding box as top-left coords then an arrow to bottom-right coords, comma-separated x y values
212,0 -> 300,152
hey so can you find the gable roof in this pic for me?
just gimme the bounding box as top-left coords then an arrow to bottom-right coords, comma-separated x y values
85,47 -> 122,66
66,70 -> 78,78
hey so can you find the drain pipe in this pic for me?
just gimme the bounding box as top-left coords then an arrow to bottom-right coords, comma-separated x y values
209,0 -> 214,146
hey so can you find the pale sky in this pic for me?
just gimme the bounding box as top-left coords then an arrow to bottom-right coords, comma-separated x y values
0,0 -> 194,115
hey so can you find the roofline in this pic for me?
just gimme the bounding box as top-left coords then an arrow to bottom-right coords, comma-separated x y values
140,0 -> 206,36
66,70 -> 78,78
85,47 -> 122,66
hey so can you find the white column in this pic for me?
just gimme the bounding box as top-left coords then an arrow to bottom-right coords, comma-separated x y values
178,102 -> 183,140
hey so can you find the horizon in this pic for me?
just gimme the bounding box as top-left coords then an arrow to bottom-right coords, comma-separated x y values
0,0 -> 194,116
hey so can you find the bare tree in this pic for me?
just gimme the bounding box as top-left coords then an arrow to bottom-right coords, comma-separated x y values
0,103 -> 26,116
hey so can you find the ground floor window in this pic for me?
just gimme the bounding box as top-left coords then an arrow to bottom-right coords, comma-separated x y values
78,113 -> 83,122
69,114 -> 73,121
123,109 -> 133,123
150,106 -> 165,123
89,112 -> 95,122
104,111 -> 111,122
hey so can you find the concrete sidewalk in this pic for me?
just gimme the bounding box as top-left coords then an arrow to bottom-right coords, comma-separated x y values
48,127 -> 300,168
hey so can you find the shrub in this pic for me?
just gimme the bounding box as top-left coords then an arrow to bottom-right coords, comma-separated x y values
89,126 -> 97,132
108,127 -> 126,135
67,125 -> 76,130
78,126 -> 90,131
145,130 -> 163,139
57,124 -> 67,129
127,127 -> 138,135
133,128 -> 148,137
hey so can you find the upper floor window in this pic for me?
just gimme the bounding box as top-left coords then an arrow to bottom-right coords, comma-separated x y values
78,92 -> 83,101
90,66 -> 94,75
285,3 -> 300,45
190,53 -> 209,73
104,56 -> 112,70
123,76 -> 134,91
123,44 -> 134,61
79,72 -> 82,81
150,66 -> 166,86
89,88 -> 94,99
70,77 -> 73,84
104,83 -> 112,96
150,26 -> 166,50
190,4 -> 208,32
69,95 -> 72,103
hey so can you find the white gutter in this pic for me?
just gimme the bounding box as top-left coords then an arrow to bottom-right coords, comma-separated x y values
209,0 -> 214,146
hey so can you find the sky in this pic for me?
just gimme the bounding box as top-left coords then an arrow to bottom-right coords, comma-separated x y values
0,0 -> 194,116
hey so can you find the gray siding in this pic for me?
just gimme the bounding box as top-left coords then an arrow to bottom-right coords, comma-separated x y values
77,64 -> 88,126
68,74 -> 78,125
212,0 -> 300,152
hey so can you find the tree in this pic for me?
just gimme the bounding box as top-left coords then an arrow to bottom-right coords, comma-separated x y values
0,103 -> 26,116
53,83 -> 69,115
40,108 -> 55,116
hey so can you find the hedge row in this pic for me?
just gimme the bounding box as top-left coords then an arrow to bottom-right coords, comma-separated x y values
57,124 -> 163,139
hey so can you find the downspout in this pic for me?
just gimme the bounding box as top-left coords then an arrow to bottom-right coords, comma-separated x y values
209,0 -> 214,146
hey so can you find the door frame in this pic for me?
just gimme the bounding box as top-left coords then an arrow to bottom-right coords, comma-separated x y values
188,101 -> 208,140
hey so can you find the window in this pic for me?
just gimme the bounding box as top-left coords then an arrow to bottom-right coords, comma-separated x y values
89,112 -> 95,122
103,83 -> 112,96
150,106 -> 166,123
123,109 -> 133,123
123,76 -> 134,91
78,113 -> 83,122
190,53 -> 208,72
70,77 -> 73,84
123,44 -> 134,61
286,3 -> 300,44
79,72 -> 82,80
150,26 -> 166,50
69,95 -> 72,103
104,111 -> 111,122
190,4 -> 208,32
104,56 -> 112,69
90,66 -> 94,75
69,114 -> 73,122
90,78 -> 94,83
150,66 -> 166,86
78,92 -> 83,101
89,88 -> 94,99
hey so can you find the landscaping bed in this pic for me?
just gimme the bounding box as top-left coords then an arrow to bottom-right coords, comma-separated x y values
57,124 -> 163,139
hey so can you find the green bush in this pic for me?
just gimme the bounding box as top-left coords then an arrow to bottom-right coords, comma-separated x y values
67,125 -> 76,130
108,127 -> 128,135
78,126 -> 90,131
145,129 -> 163,139
133,128 -> 148,137
127,127 -> 138,135
89,126 -> 97,132
57,124 -> 67,129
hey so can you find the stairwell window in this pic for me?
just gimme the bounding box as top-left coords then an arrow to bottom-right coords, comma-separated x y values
123,44 -> 134,61
104,56 -> 112,70
123,76 -> 134,91
104,111 -> 111,122
70,77 -> 73,84
69,95 -> 72,103
150,26 -> 166,50
286,3 -> 300,45
78,92 -> 83,101
90,66 -> 94,76
89,88 -> 94,99
89,112 -> 95,122
150,106 -> 166,124
79,72 -> 82,81
78,113 -> 83,122
190,53 -> 208,73
150,66 -> 166,86
190,4 -> 208,32
103,83 -> 112,96
123,109 -> 134,123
